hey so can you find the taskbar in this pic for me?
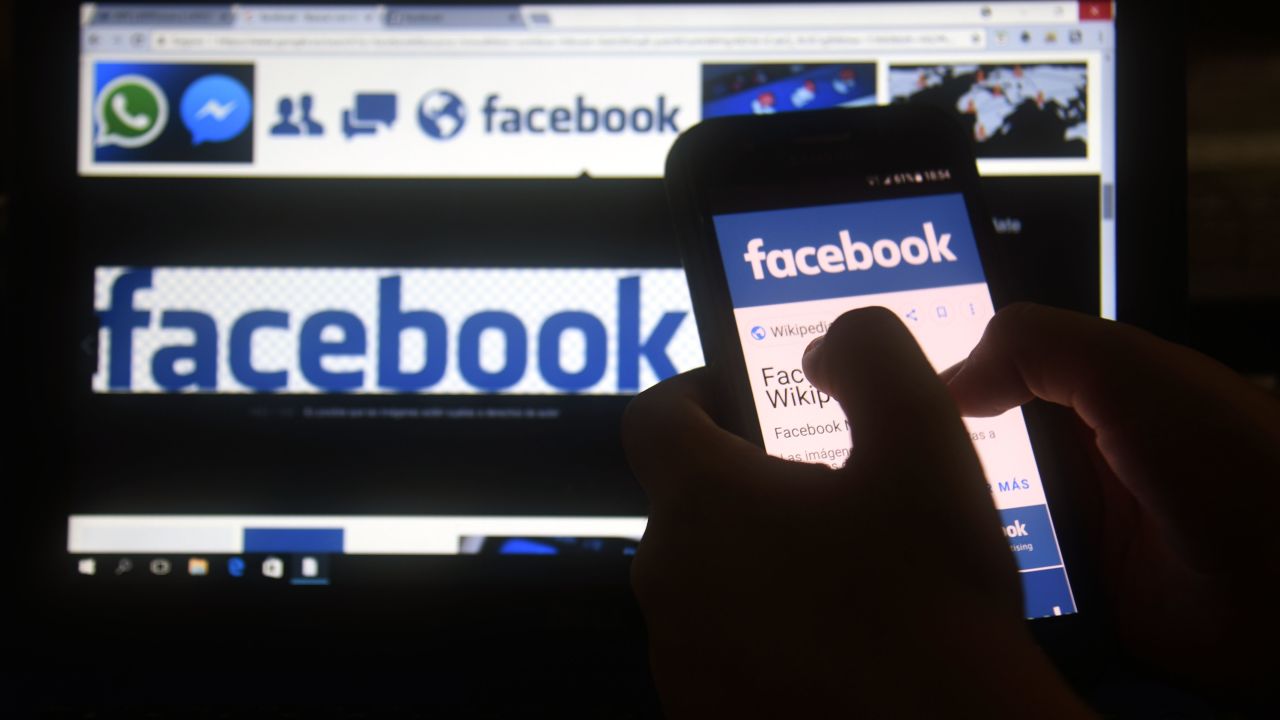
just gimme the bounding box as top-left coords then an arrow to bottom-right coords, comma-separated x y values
68,514 -> 648,556
69,537 -> 642,588
68,511 -> 1073,618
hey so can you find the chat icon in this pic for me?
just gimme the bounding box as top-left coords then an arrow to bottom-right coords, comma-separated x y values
95,74 -> 169,148
179,74 -> 252,146
342,92 -> 397,139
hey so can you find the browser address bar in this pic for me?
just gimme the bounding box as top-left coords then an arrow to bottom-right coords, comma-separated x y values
149,29 -> 985,54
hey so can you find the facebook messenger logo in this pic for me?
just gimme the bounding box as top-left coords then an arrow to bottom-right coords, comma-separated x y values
180,74 -> 252,146
95,74 -> 168,148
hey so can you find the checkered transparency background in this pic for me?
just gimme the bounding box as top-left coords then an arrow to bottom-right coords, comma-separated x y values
94,267 -> 703,394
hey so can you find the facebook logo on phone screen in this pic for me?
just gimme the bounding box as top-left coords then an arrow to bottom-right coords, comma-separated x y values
714,193 -> 984,309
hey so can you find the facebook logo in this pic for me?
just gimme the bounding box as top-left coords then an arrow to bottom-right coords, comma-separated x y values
481,94 -> 680,135
741,222 -> 958,280
713,193 -> 984,309
93,267 -> 702,395
997,504 -> 1063,571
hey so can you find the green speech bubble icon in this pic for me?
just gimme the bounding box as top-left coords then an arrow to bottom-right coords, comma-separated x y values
95,74 -> 169,148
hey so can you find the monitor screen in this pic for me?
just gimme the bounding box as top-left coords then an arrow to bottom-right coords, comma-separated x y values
62,1 -> 1116,599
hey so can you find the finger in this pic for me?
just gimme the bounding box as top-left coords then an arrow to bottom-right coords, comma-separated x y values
942,302 -> 1261,432
622,367 -> 815,504
944,302 -> 1280,571
801,306 -> 980,475
937,359 -> 965,386
943,303 -> 1123,422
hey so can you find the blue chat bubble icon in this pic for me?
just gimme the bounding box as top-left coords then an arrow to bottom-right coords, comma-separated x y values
180,74 -> 252,146
356,93 -> 396,126
343,93 -> 397,139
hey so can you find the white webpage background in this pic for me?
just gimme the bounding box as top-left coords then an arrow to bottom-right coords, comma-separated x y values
734,282 -> 1048,512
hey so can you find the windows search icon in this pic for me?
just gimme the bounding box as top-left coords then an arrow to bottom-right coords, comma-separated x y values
750,326 -> 767,341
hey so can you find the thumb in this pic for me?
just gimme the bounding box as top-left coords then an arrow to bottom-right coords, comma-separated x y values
801,306 -> 980,477
803,306 -> 1022,615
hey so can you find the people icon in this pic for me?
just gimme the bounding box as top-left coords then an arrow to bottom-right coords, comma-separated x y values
298,95 -> 322,134
270,94 -> 324,137
271,97 -> 301,135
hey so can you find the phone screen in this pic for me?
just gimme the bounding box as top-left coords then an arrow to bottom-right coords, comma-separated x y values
712,190 -> 1077,619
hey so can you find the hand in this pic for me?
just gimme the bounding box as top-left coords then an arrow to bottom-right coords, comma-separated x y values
943,303 -> 1280,689
624,307 -> 1090,718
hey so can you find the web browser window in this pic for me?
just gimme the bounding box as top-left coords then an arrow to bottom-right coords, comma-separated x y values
68,3 -> 1116,582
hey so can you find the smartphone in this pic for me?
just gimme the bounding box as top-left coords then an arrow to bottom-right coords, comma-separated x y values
665,106 -> 1079,623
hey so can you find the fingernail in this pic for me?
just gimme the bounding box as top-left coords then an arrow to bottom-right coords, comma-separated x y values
939,359 -> 966,385
803,335 -> 824,358
801,335 -> 826,391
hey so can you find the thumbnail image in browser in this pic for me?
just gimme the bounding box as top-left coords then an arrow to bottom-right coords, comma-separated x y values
712,192 -> 1076,619
889,63 -> 1087,157
702,62 -> 877,119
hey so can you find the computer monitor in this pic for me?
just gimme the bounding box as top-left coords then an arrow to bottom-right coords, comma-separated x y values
10,0 -> 1183,682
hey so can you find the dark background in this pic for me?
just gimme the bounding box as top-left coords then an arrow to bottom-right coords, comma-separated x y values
1185,6 -> 1280,380
2,1 -> 1278,716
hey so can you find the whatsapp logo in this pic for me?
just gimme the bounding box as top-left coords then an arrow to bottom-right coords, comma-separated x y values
95,74 -> 168,148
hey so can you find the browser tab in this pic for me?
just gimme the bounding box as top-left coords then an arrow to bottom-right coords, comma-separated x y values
385,6 -> 526,29
237,5 -> 383,30
88,4 -> 235,27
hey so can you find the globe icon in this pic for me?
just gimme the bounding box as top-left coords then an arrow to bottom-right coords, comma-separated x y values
417,89 -> 465,140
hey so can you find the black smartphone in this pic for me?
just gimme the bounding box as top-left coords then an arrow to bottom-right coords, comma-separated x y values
665,105 -> 1083,626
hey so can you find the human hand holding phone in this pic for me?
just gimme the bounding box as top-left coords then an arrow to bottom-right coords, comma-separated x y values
944,303 -> 1280,690
626,302 -> 1280,715
666,107 -> 1082,623
624,306 -> 1091,718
